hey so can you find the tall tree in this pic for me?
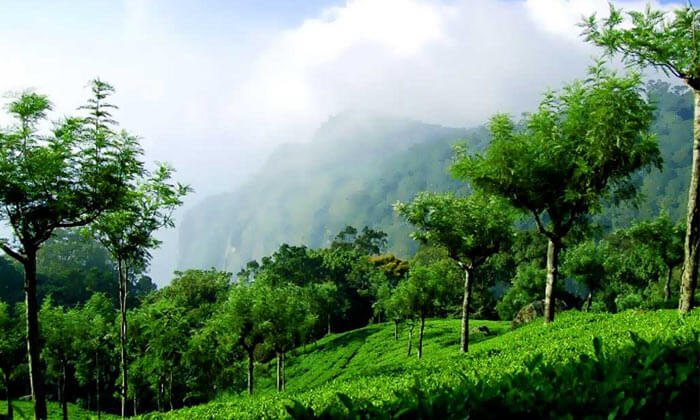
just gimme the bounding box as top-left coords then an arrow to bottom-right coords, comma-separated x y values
396,192 -> 513,352
0,301 -> 24,420
581,4 -> 700,313
452,66 -> 661,324
0,81 -> 142,419
91,163 -> 190,418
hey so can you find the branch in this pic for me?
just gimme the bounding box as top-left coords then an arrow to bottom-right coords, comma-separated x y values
0,242 -> 26,265
532,211 -> 555,241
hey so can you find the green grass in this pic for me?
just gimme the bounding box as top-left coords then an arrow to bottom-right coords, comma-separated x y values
0,400 -> 120,420
134,309 -> 700,420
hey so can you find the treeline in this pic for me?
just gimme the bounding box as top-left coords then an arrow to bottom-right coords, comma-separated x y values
0,209 -> 686,418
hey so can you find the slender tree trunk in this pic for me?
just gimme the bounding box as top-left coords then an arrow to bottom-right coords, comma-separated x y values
460,267 -> 473,353
282,352 -> 287,391
327,314 -> 331,336
96,351 -> 101,420
585,292 -> 592,312
133,394 -> 137,417
417,316 -> 425,359
680,89 -> 700,314
665,265 -> 673,301
276,352 -> 282,392
246,348 -> 254,395
5,371 -> 13,420
393,320 -> 399,341
157,380 -> 162,412
407,323 -> 414,356
61,359 -> 68,420
168,370 -> 173,412
544,239 -> 561,324
23,248 -> 47,420
118,259 -> 129,419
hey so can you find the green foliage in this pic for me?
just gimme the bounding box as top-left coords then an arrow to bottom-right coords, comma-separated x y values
287,333 -> 699,420
452,65 -> 660,241
133,310 -> 699,420
395,193 -> 513,270
495,261 -> 546,320
582,4 -> 700,88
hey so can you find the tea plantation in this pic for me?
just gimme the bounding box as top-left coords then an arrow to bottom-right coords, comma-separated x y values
129,309 -> 699,420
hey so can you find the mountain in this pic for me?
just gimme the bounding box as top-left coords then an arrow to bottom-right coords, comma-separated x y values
178,82 -> 693,274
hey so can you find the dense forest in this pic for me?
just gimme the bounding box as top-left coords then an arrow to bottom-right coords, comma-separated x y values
1,3 -> 699,420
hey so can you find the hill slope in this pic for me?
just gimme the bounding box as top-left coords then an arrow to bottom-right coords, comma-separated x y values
141,309 -> 699,420
179,82 -> 694,274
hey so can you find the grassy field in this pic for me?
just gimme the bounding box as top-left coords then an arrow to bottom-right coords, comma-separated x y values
0,400 -> 120,420
129,309 -> 699,420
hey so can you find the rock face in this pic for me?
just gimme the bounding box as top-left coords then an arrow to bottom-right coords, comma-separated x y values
512,300 -> 567,328
470,325 -> 493,335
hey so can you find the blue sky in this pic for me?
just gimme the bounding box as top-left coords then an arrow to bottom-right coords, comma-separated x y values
0,0 -> 686,283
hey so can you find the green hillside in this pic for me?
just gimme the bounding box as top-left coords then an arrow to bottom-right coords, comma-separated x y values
179,81 -> 693,273
136,309 -> 699,420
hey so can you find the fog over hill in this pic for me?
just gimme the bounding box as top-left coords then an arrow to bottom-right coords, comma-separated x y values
179,82 -> 693,274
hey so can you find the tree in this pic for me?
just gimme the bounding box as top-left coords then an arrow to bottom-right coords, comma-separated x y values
393,262 -> 455,358
627,213 -> 685,301
39,299 -> 78,420
396,192 -> 513,352
581,4 -> 700,314
307,281 -> 346,336
36,229 -> 118,307
210,284 -> 267,395
0,301 -> 24,420
452,66 -> 661,324
0,81 -> 143,419
72,294 -> 114,420
91,163 -> 190,418
562,240 -> 606,311
261,284 -> 314,392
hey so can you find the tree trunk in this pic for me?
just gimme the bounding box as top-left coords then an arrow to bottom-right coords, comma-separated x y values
544,239 -> 561,324
96,350 -> 101,420
680,88 -> 700,314
276,352 -> 282,392
417,316 -> 425,359
407,323 -> 414,356
327,314 -> 331,336
133,394 -> 137,417
168,369 -> 173,412
23,248 -> 48,420
281,353 -> 286,391
246,348 -> 254,395
460,267 -> 473,353
665,265 -> 673,301
61,359 -> 68,420
394,320 -> 399,341
118,259 -> 129,419
5,371 -> 13,420
585,292 -> 592,312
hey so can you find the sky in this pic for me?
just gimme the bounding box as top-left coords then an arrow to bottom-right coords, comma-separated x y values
0,0 -> 684,286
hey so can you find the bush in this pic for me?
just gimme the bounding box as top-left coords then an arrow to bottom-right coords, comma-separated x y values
287,333 -> 699,419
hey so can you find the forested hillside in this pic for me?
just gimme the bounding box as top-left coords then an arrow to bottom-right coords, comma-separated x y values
179,81 -> 693,273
